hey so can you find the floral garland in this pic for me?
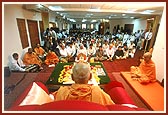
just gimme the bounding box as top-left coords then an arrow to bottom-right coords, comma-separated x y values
58,64 -> 100,84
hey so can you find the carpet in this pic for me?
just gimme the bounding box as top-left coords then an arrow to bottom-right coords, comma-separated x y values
102,49 -> 143,73
4,73 -> 38,110
35,73 -> 51,84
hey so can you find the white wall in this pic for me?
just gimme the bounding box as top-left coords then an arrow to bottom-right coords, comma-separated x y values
3,4 -> 42,66
109,18 -> 146,33
152,4 -> 166,82
3,4 -> 60,66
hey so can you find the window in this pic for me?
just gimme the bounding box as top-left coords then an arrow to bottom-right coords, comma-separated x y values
91,24 -> 94,29
82,24 -> 86,29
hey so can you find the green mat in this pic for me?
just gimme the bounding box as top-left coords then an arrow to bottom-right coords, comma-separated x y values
46,62 -> 110,85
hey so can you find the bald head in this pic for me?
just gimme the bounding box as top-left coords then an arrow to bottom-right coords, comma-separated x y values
72,62 -> 91,84
143,52 -> 152,63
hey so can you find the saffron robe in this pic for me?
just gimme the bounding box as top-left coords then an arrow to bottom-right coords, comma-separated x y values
34,47 -> 45,56
131,60 -> 156,83
23,52 -> 42,66
45,51 -> 59,65
52,84 -> 115,105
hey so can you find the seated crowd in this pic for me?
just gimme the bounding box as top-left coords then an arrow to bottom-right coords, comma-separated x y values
6,28 -> 157,110
8,27 -> 146,72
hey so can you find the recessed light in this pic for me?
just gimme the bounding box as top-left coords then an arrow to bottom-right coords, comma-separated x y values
88,8 -> 101,12
91,20 -> 97,22
122,14 -> 126,16
48,6 -> 63,11
140,10 -> 155,14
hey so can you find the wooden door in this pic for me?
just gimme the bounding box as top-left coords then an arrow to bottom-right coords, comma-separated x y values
16,18 -> 29,49
27,20 -> 40,49
124,24 -> 134,35
99,23 -> 104,35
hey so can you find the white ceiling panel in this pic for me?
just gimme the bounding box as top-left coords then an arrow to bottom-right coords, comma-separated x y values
22,2 -> 165,23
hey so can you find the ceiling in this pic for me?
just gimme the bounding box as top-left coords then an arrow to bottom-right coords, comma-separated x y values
22,2 -> 165,23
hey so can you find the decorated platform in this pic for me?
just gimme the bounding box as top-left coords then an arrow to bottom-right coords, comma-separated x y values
46,62 -> 110,85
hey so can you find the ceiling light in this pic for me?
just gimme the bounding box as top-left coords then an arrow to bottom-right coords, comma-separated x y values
147,18 -> 154,20
48,6 -> 64,11
86,13 -> 93,16
69,19 -> 76,22
88,8 -> 101,12
145,10 -> 155,13
125,9 -> 137,13
122,14 -> 126,16
130,17 -> 134,19
36,4 -> 43,8
91,20 -> 97,22
82,19 -> 87,22
140,10 -> 155,14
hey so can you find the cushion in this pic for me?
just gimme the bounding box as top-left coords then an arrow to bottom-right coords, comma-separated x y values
37,100 -> 109,111
11,82 -> 50,107
107,104 -> 135,111
104,81 -> 124,92
35,82 -> 49,94
19,82 -> 53,106
104,81 -> 135,105
106,87 -> 135,105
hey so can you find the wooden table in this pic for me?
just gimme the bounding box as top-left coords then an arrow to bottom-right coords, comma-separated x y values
120,72 -> 164,111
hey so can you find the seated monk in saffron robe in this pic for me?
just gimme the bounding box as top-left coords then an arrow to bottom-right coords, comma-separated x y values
45,50 -> 59,66
52,62 -> 115,105
130,52 -> 156,84
75,53 -> 88,63
34,43 -> 46,61
23,48 -> 42,67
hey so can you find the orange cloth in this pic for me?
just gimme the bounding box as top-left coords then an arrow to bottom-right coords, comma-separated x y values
77,53 -> 87,60
44,51 -> 59,65
121,72 -> 164,111
131,60 -> 156,83
34,47 -> 45,56
23,52 -> 42,66
53,84 -> 115,105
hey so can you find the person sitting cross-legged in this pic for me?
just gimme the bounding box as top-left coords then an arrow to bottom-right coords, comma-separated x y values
8,53 -> 27,72
130,52 -> 156,84
75,53 -> 88,63
113,46 -> 125,60
106,44 -> 115,61
34,43 -> 47,62
23,48 -> 43,71
94,46 -> 107,62
44,50 -> 59,66
52,62 -> 115,105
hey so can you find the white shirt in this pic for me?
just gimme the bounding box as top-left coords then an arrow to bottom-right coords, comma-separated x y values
145,31 -> 153,40
87,47 -> 96,56
106,47 -> 115,58
77,47 -> 87,56
59,48 -> 68,57
102,44 -> 109,50
130,35 -> 135,42
102,44 -> 109,55
8,57 -> 25,72
123,34 -> 129,44
66,46 -> 76,57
